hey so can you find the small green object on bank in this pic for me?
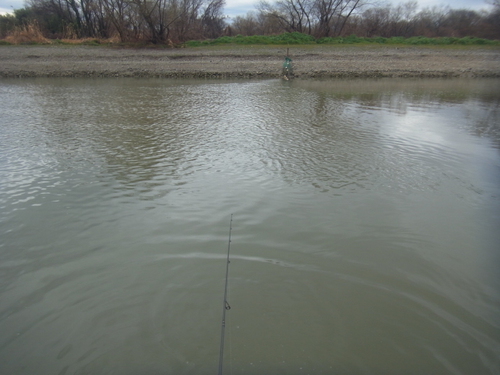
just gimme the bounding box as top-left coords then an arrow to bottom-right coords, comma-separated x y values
282,56 -> 293,79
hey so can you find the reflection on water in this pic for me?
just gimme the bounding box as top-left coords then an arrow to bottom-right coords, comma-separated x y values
0,78 -> 499,374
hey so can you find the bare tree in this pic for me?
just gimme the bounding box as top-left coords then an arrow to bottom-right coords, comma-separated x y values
231,12 -> 261,35
201,0 -> 226,38
169,0 -> 204,41
443,9 -> 481,37
132,0 -> 172,43
481,0 -> 500,38
415,5 -> 450,37
313,0 -> 364,37
391,1 -> 417,36
259,0 -> 314,34
359,5 -> 391,36
101,0 -> 130,40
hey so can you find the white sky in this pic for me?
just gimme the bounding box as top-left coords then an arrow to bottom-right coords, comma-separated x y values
1,0 -> 493,19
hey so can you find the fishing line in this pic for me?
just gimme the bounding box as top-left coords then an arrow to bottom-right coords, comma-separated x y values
228,264 -> 233,375
218,214 -> 233,375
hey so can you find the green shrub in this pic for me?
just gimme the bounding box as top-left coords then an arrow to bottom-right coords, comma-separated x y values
316,37 -> 341,44
372,37 -> 387,44
387,36 -> 405,44
343,34 -> 364,43
239,35 -> 272,44
273,32 -> 315,44
184,33 -> 499,47
214,36 -> 233,44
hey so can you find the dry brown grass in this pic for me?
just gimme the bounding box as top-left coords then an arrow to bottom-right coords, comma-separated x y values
5,21 -> 51,44
58,38 -> 100,44
1,22 -> 122,45
58,36 -> 121,44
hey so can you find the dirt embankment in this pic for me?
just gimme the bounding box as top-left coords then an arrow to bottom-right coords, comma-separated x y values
1,45 -> 499,78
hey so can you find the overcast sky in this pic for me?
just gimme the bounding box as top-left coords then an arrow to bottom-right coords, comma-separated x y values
1,0 -> 493,18
224,0 -> 492,18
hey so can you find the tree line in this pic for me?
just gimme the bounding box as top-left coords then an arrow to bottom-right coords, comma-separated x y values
1,0 -> 499,43
1,0 -> 226,43
231,0 -> 500,40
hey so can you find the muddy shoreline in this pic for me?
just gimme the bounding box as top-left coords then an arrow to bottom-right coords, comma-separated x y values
1,45 -> 499,78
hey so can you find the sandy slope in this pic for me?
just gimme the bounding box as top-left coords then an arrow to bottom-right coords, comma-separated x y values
1,45 -> 499,78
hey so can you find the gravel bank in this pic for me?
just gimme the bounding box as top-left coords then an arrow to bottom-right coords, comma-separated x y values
1,45 -> 499,78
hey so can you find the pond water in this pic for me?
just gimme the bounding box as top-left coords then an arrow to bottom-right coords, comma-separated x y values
0,78 -> 499,375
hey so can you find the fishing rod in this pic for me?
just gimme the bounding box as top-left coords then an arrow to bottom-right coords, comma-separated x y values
218,214 -> 233,375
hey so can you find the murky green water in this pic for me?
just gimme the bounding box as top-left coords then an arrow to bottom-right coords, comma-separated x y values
1,78 -> 499,375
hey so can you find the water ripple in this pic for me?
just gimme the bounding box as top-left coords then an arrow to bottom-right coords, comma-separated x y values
1,78 -> 499,375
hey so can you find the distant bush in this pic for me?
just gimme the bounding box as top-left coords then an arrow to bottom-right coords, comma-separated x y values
343,34 -> 365,43
400,36 -> 498,45
185,33 -> 499,47
371,37 -> 387,44
314,35 -> 499,46
316,37 -> 341,44
273,32 -> 315,44
455,36 -> 492,45
185,32 -> 316,46
386,36 -> 406,44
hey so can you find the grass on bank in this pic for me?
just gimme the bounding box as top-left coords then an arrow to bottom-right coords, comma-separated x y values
185,32 -> 500,47
1,29 -> 499,47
